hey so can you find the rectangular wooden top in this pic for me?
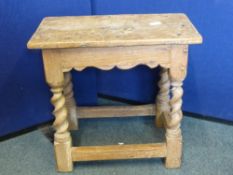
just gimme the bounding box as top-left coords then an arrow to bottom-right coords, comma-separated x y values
27,13 -> 202,49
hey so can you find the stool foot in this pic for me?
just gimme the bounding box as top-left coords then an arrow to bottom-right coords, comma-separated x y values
165,137 -> 182,168
54,135 -> 73,172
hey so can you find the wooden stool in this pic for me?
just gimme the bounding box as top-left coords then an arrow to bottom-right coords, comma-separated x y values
27,14 -> 202,172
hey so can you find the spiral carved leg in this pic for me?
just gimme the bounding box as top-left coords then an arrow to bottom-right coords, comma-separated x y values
155,67 -> 170,128
165,80 -> 183,168
51,85 -> 73,172
64,72 -> 78,130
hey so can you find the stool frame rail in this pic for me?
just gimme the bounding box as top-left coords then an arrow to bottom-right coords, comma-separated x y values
41,44 -> 188,172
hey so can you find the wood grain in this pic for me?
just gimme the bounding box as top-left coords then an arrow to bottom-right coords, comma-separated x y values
77,104 -> 156,118
156,67 -> 170,128
169,45 -> 188,81
54,139 -> 73,172
64,72 -> 78,130
27,13 -> 202,49
27,13 -> 203,172
71,143 -> 167,161
165,79 -> 184,168
45,45 -> 170,71
50,84 -> 73,172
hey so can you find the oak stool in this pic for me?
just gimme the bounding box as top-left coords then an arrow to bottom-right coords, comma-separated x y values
27,14 -> 202,172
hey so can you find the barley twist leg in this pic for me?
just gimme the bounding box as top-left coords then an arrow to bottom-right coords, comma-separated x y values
165,80 -> 183,168
155,67 -> 170,128
51,85 -> 73,172
64,72 -> 78,130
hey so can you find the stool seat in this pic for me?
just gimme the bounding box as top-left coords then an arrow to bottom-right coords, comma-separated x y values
27,13 -> 202,49
27,13 -> 202,172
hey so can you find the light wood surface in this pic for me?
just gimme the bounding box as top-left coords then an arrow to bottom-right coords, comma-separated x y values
164,78 -> 184,168
77,104 -> 156,118
71,143 -> 167,161
27,13 -> 202,49
156,67 -> 170,128
27,13 -> 203,172
169,45 -> 188,81
54,139 -> 73,172
64,72 -> 78,130
49,45 -> 171,71
50,84 -> 73,172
